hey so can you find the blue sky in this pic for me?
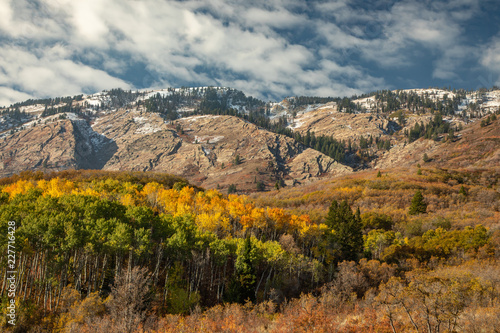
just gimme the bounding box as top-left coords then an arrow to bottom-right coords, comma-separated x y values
0,0 -> 499,106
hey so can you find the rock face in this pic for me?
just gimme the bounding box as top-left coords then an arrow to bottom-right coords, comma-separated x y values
1,86 -> 498,190
0,110 -> 352,192
0,118 -> 117,176
0,120 -> 77,175
374,117 -> 500,170
92,111 -> 351,191
290,105 -> 399,143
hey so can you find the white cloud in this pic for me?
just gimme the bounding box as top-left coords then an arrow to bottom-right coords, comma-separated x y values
481,38 -> 500,69
480,37 -> 500,86
0,87 -> 33,108
0,0 -> 493,105
71,1 -> 109,47
0,45 -> 131,105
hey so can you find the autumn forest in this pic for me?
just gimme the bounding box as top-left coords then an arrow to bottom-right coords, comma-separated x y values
0,168 -> 499,332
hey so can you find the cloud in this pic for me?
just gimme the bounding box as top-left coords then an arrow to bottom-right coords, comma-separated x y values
0,87 -> 33,108
480,37 -> 500,86
0,0 -> 495,105
0,44 -> 131,106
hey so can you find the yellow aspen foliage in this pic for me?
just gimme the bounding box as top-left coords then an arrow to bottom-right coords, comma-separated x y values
266,207 -> 289,231
156,186 -> 197,216
285,214 -> 312,236
196,212 -> 231,237
227,195 -> 255,218
38,177 -> 76,197
120,193 -> 137,206
2,179 -> 35,197
177,186 -> 195,211
250,208 -> 266,229
141,181 -> 163,207
239,215 -> 254,231
70,187 -> 101,197
157,188 -> 180,215
122,181 -> 141,194
299,222 -> 328,241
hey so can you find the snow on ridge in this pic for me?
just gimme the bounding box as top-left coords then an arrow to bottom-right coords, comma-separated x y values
0,112 -> 87,139
397,88 -> 457,100
353,97 -> 377,111
136,86 -> 231,102
133,116 -> 148,124
288,120 -> 304,130
201,146 -> 211,156
134,123 -> 162,135
193,135 -> 224,144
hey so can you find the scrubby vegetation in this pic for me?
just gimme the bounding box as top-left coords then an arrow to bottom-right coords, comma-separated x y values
0,169 -> 499,332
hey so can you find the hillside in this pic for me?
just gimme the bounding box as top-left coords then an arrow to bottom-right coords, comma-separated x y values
0,86 -> 499,191
92,110 -> 351,190
0,167 -> 498,332
0,86 -> 499,333
374,114 -> 500,169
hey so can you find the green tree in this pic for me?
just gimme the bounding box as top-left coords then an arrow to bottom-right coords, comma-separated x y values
256,181 -> 265,191
233,154 -> 241,165
325,200 -> 363,261
459,185 -> 467,197
227,236 -> 257,303
228,184 -> 237,194
409,190 -> 427,215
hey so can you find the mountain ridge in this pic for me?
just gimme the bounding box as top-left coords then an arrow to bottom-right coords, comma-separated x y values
0,86 -> 498,191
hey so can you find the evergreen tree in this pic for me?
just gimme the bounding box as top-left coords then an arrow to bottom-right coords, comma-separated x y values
233,154 -> 241,165
325,200 -> 363,261
409,190 -> 427,215
227,236 -> 256,303
228,184 -> 237,194
459,185 -> 467,197
256,181 -> 265,191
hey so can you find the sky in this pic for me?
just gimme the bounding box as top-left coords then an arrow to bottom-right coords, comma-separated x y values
1,0 -> 500,107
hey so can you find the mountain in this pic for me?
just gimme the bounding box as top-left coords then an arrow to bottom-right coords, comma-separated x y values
0,86 -> 498,191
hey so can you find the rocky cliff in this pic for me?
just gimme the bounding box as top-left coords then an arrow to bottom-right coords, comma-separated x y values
0,110 -> 351,192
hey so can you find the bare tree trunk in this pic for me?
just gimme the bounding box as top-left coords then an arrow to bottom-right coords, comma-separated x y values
127,250 -> 133,283
386,305 -> 397,333
164,269 -> 170,304
100,254 -> 108,292
264,267 -> 273,299
255,268 -> 267,301
153,241 -> 163,286
55,256 -> 69,311
401,301 -> 419,333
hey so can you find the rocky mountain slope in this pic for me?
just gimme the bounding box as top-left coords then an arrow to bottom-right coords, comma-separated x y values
92,110 -> 351,190
0,86 -> 498,191
289,102 -> 399,142
0,108 -> 351,192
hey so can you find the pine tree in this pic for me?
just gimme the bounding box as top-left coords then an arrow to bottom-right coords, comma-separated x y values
234,154 -> 241,165
409,190 -> 427,215
227,236 -> 256,303
228,184 -> 237,194
459,185 -> 467,197
256,181 -> 265,191
325,200 -> 363,261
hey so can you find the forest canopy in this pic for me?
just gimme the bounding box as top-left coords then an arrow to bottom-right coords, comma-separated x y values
0,169 -> 499,332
